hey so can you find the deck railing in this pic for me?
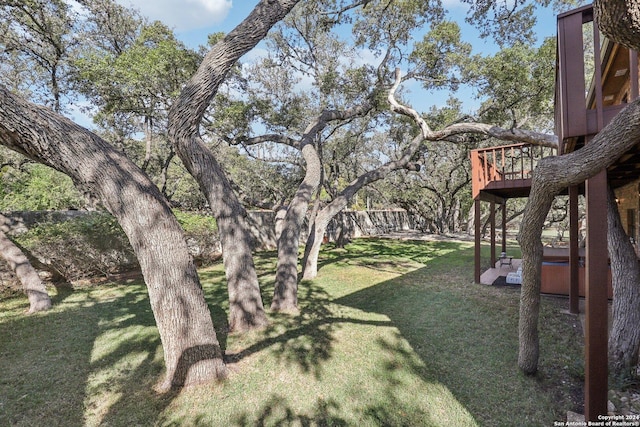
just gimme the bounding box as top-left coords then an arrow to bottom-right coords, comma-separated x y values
471,143 -> 557,199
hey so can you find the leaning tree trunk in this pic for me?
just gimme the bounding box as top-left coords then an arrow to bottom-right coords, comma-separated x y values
518,98 -> 640,374
607,186 -> 640,376
300,191 -> 323,280
271,142 -> 322,312
517,183 -> 554,374
168,0 -> 300,330
0,214 -> 51,313
302,211 -> 331,281
301,159 -> 421,279
168,130 -> 269,332
0,86 -> 226,390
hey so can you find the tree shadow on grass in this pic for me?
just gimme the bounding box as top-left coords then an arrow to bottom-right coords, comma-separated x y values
331,255 -> 584,425
199,260 -> 343,379
225,241 -> 582,425
0,283 -> 187,426
0,240 -> 582,426
231,395 -> 349,427
225,331 -> 449,427
316,238 -> 475,276
223,280 -> 371,379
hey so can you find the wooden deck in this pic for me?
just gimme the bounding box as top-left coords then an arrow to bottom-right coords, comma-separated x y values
470,143 -> 556,201
479,258 -> 522,285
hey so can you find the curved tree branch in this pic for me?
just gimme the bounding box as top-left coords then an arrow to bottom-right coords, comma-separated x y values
389,68 -> 558,149
518,98 -> 640,374
430,123 -> 558,149
168,0 -> 301,331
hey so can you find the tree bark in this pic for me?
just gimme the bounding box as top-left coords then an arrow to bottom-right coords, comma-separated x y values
301,157 -> 421,279
0,214 -> 51,313
271,141 -> 321,312
269,102 -> 374,311
168,0 -> 300,330
0,86 -> 226,389
517,182 -> 553,374
607,186 -> 640,376
518,98 -> 640,374
595,0 -> 640,52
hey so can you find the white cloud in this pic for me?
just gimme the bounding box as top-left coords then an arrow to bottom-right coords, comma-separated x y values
117,0 -> 232,31
442,0 -> 470,11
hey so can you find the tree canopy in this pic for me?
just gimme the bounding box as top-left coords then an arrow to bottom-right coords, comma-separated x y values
0,0 -> 595,387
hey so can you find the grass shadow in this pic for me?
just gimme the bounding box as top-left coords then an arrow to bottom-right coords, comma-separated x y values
330,242 -> 584,425
223,279 -> 353,380
0,239 -> 583,426
0,283 -> 180,426
317,237 -> 479,276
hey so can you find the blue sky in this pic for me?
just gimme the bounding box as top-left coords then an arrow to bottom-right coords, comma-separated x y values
109,0 -> 560,117
117,0 -> 560,52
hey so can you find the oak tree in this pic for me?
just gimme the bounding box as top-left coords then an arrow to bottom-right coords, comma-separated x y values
0,86 -> 227,389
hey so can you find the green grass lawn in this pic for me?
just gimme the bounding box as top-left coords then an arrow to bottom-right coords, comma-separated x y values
0,238 -> 584,426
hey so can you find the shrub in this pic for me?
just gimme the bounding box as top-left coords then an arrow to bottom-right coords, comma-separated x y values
16,212 -> 138,281
173,210 -> 221,265
0,164 -> 85,210
8,211 -> 221,285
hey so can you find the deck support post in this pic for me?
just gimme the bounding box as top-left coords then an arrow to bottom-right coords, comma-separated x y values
490,201 -> 496,267
584,169 -> 608,421
501,200 -> 507,254
569,185 -> 580,314
474,198 -> 481,284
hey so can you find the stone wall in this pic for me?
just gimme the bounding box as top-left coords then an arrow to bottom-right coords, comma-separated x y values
0,208 -> 416,292
324,209 -> 413,241
248,208 -> 414,248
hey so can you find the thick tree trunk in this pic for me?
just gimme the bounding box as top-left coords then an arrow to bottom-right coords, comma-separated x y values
169,131 -> 269,331
517,186 -> 554,374
518,98 -> 640,374
274,204 -> 288,242
302,220 -> 323,280
0,214 -> 51,313
0,86 -> 226,389
271,142 -> 322,312
168,0 -> 300,330
301,191 -> 323,280
607,186 -> 640,376
302,202 -> 339,280
595,0 -> 640,52
334,215 -> 351,248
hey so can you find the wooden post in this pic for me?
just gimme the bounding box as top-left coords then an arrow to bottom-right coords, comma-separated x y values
569,185 -> 580,314
501,200 -> 507,254
490,201 -> 496,267
584,170 -> 608,421
475,199 -> 481,284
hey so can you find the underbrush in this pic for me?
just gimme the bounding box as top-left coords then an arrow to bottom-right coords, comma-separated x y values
0,211 -> 219,295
